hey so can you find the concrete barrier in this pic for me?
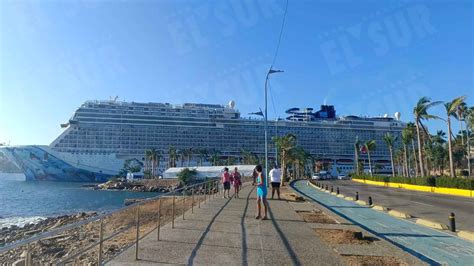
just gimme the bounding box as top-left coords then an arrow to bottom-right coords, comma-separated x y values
344,196 -> 355,201
336,194 -> 345,198
355,200 -> 367,206
458,231 -> 474,241
372,205 -> 388,211
388,210 -> 412,219
415,219 -> 449,230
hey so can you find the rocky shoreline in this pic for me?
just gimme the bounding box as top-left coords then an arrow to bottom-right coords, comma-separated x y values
0,212 -> 97,247
90,178 -> 182,193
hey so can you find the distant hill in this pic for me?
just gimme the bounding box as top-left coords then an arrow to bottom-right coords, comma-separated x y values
0,151 -> 22,173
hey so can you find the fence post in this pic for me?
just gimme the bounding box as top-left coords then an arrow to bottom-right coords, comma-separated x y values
172,194 -> 175,228
198,185 -> 201,208
25,243 -> 32,266
182,188 -> 186,220
98,219 -> 104,265
157,199 -> 161,241
192,187 -> 194,213
135,206 -> 140,261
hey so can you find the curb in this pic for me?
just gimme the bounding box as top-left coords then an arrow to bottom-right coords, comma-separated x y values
415,219 -> 448,230
336,194 -> 345,198
372,205 -> 388,211
388,210 -> 412,219
458,231 -> 474,242
344,196 -> 355,201
355,200 -> 368,206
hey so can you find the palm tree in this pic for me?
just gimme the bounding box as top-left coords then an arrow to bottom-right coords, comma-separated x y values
443,96 -> 467,177
354,137 -> 361,175
273,133 -> 297,185
413,97 -> 442,176
182,148 -> 193,167
401,128 -> 413,177
456,102 -> 467,145
168,146 -> 178,168
466,107 -> 474,176
288,146 -> 310,180
363,140 -> 376,176
145,149 -> 153,175
197,148 -> 208,166
210,149 -> 221,166
406,123 -> 419,176
383,133 -> 398,177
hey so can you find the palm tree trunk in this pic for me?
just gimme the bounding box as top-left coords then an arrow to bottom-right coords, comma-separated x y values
468,127 -> 472,177
411,141 -> 418,176
280,153 -> 286,186
447,118 -> 456,177
415,121 -> 425,176
367,152 -> 373,177
404,144 -> 410,177
354,144 -> 360,175
460,119 -> 464,145
389,147 -> 395,177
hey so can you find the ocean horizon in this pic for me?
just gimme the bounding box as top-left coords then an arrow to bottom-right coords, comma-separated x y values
0,173 -> 160,228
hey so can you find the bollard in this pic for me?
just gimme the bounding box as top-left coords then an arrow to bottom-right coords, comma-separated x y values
182,189 -> 186,220
98,219 -> 104,265
135,206 -> 140,261
325,184 -> 328,190
172,195 -> 175,229
331,186 -> 333,193
204,183 -> 207,202
449,212 -> 456,232
368,196 -> 373,205
157,199 -> 161,241
355,192 -> 359,201
191,187 -> 194,214
336,187 -> 339,195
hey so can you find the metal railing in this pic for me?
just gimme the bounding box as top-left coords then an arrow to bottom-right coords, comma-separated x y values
0,179 -> 222,265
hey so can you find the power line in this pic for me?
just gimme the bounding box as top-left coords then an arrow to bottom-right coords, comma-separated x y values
270,0 -> 289,68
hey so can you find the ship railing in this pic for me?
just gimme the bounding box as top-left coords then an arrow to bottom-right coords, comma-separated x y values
0,178 -> 231,265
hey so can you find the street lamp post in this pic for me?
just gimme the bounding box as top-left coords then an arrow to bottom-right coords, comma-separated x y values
264,69 -> 283,183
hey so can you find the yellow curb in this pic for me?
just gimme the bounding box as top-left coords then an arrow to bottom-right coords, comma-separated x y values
344,196 -> 355,201
355,200 -> 367,206
372,205 -> 388,211
388,210 -> 412,219
330,192 -> 337,195
324,190 -> 330,193
352,178 -> 473,198
336,194 -> 345,198
458,231 -> 474,241
415,219 -> 448,230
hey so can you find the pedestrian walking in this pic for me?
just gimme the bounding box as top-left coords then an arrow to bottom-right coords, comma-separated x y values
222,167 -> 231,198
232,167 -> 242,198
269,165 -> 281,200
254,164 -> 268,220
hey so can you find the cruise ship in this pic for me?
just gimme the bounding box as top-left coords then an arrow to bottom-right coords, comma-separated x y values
1,100 -> 404,181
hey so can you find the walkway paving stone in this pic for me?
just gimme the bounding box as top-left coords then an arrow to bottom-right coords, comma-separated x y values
107,184 -> 343,265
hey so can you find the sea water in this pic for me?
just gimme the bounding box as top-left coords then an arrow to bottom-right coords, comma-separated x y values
0,173 -> 160,228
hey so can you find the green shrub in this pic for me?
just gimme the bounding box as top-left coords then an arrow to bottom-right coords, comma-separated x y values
354,175 -> 473,190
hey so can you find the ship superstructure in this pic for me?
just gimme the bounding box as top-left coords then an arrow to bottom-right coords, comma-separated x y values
2,100 -> 404,181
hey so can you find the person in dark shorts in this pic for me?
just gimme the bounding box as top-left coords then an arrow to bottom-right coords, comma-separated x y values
269,165 -> 281,200
222,167 -> 231,198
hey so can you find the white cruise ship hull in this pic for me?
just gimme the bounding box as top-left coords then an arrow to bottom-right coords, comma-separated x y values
2,146 -> 123,182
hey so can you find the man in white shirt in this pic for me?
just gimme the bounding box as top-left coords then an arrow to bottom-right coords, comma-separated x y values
269,165 -> 282,200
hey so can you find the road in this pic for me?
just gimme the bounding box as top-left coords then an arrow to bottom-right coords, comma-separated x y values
318,179 -> 474,232
292,180 -> 474,265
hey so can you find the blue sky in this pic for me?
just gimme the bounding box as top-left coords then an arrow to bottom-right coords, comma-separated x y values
0,0 -> 473,145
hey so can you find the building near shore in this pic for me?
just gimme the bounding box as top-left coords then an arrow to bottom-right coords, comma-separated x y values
162,165 -> 256,179
2,100 -> 405,181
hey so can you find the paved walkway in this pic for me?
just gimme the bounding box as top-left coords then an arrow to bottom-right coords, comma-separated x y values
292,180 -> 474,266
108,184 -> 343,265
